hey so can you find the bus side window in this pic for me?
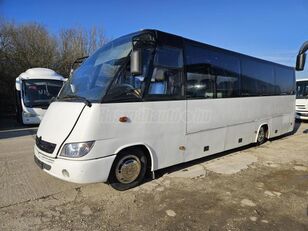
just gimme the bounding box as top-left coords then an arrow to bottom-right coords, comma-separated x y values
184,43 -> 240,99
106,49 -> 152,100
216,75 -> 239,98
147,46 -> 183,98
186,66 -> 215,99
149,67 -> 182,96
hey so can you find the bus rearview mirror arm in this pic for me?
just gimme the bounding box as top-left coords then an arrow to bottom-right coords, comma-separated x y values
131,49 -> 143,76
296,41 -> 308,71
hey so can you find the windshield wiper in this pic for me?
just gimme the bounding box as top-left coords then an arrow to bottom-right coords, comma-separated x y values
61,95 -> 92,107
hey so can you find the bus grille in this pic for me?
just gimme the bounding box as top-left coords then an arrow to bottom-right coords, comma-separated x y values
296,105 -> 306,109
36,136 -> 56,154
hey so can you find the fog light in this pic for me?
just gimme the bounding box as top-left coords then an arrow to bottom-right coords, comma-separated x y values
62,169 -> 70,178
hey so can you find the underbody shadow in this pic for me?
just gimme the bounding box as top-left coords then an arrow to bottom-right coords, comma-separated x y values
149,131 -> 295,182
0,128 -> 37,139
151,143 -> 256,181
292,120 -> 302,134
0,116 -> 38,139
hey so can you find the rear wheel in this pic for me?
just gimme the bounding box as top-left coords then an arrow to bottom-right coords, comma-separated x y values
109,148 -> 147,191
257,126 -> 267,145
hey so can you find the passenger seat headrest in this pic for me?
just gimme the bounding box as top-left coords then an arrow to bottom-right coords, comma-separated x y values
153,68 -> 166,81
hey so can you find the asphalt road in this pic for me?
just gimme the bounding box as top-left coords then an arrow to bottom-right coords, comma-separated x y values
0,118 -> 307,230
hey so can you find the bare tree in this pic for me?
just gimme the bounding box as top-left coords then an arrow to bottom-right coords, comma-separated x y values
0,20 -> 57,76
0,18 -> 107,115
56,26 -> 107,77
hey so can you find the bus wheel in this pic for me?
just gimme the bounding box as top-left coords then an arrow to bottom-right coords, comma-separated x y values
109,148 -> 147,191
257,126 -> 267,145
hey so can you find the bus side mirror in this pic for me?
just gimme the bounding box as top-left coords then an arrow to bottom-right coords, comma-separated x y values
131,49 -> 143,76
296,53 -> 306,71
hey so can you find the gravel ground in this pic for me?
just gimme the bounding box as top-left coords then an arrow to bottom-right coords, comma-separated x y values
0,119 -> 307,231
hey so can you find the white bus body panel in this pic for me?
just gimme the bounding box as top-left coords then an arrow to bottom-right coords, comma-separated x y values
296,98 -> 308,120
35,95 -> 295,184
36,102 -> 85,157
22,107 -> 46,124
18,68 -> 65,81
34,147 -> 115,184
186,96 -> 295,161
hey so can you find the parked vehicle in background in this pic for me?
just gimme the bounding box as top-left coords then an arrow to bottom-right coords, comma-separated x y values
34,30 -> 296,191
296,79 -> 308,120
295,41 -> 308,120
15,68 -> 65,125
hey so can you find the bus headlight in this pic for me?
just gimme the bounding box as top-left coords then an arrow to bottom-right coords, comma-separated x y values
60,141 -> 95,158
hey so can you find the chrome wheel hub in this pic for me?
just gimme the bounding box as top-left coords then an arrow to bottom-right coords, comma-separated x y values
115,155 -> 141,184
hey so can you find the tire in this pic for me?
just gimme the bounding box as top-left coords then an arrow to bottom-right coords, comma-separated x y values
108,148 -> 147,191
256,126 -> 267,145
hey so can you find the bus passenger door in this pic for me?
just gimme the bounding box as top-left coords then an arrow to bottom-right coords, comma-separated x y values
184,71 -> 227,162
142,45 -> 187,169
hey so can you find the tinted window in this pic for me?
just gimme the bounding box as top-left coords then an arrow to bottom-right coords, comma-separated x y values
241,59 -> 275,96
275,67 -> 295,95
147,46 -> 183,98
106,49 -> 152,101
186,71 -> 215,98
296,81 -> 308,99
216,75 -> 239,98
185,43 -> 240,98
148,68 -> 182,96
154,46 -> 183,68
23,80 -> 63,107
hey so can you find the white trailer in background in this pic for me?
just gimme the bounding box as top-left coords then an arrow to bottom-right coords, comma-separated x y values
15,68 -> 65,125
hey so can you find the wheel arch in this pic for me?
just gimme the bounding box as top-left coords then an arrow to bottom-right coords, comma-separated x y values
114,143 -> 155,172
255,123 -> 270,143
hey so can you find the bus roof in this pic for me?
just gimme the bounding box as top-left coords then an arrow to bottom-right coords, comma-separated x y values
17,68 -> 65,81
140,29 -> 294,70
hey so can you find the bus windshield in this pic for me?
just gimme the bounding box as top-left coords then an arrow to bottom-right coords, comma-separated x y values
58,33 -> 136,102
296,81 -> 308,99
22,79 -> 64,107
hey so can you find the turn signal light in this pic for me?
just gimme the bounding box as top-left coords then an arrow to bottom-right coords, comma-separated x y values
119,116 -> 129,123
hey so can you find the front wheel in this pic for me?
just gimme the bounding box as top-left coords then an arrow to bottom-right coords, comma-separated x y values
108,149 -> 147,191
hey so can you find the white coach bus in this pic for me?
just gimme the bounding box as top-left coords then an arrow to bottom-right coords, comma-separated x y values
34,30 -> 296,190
16,68 -> 65,125
296,79 -> 308,120
295,41 -> 308,120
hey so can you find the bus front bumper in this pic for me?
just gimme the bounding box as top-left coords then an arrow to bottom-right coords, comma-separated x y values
34,146 -> 116,184
296,111 -> 308,120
